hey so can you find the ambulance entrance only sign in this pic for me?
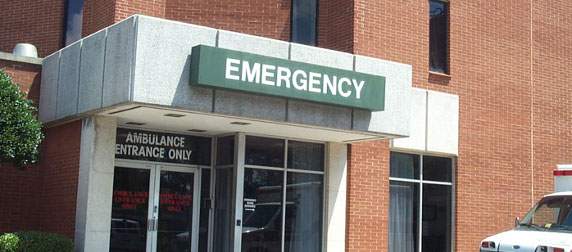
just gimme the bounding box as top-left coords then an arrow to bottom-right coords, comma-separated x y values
190,45 -> 386,111
115,128 -> 211,165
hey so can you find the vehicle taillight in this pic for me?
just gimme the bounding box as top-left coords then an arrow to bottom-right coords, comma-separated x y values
553,170 -> 572,176
481,241 -> 495,249
553,248 -> 564,252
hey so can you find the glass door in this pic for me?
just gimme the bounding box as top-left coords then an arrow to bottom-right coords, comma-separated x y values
111,161 -> 200,252
111,164 -> 151,252
154,165 -> 200,252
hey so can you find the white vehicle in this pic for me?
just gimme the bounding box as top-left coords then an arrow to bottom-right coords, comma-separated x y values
480,164 -> 572,252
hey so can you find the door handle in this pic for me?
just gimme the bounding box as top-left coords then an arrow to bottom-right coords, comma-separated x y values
147,218 -> 158,231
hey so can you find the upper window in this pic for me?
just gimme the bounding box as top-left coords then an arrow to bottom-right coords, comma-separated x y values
63,0 -> 84,46
429,0 -> 449,73
291,0 -> 317,46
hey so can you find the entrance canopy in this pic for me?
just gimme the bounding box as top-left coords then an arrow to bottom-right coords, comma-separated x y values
107,105 -> 389,142
39,15 -> 413,142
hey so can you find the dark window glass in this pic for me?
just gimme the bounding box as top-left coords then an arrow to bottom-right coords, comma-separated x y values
422,156 -> 452,182
242,169 -> 284,252
63,0 -> 84,46
245,136 -> 285,167
284,172 -> 323,252
291,0 -> 317,46
429,0 -> 448,73
189,136 -> 212,166
287,141 -> 324,171
390,152 -> 420,179
422,184 -> 452,252
157,171 -> 194,252
216,136 -> 234,166
110,167 -> 150,252
213,168 -> 234,252
389,181 -> 419,252
199,169 -> 210,252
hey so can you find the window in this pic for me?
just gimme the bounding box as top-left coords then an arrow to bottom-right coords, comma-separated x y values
63,0 -> 84,46
389,152 -> 453,252
429,0 -> 448,73
291,0 -> 317,46
242,136 -> 324,252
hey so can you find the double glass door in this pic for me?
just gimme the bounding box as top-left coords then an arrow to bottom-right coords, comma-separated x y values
111,161 -> 200,252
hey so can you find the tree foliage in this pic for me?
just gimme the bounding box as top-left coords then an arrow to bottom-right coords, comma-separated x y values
0,70 -> 43,168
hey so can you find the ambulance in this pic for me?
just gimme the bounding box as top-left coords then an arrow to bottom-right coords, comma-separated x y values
480,164 -> 572,252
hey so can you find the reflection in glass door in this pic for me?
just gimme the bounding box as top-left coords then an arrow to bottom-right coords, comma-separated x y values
111,162 -> 199,252
110,167 -> 151,252
156,169 -> 196,252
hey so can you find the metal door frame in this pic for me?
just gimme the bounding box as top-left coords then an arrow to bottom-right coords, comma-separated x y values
114,159 -> 201,252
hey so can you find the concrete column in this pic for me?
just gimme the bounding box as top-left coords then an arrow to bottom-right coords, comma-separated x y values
74,116 -> 117,252
326,143 -> 347,252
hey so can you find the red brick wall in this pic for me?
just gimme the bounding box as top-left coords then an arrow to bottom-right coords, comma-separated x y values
531,0 -> 572,202
0,61 -> 44,235
317,0 -> 354,53
38,121 -> 82,238
0,61 -> 42,234
350,0 -> 570,251
2,0 -> 571,249
82,0 -> 116,38
346,140 -> 390,251
115,0 -> 166,22
0,59 -> 41,106
0,163 -> 42,234
165,0 -> 291,41
82,0 -> 292,43
0,0 -> 64,57
1,62 -> 81,238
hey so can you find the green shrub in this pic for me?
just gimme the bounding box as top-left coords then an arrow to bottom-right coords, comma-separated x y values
0,69 -> 44,168
0,231 -> 73,252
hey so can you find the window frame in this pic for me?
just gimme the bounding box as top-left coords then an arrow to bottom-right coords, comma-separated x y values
290,0 -> 318,46
62,0 -> 85,47
388,151 -> 455,252
429,0 -> 450,74
242,134 -> 327,252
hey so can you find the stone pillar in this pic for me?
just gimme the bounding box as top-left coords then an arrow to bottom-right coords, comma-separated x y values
74,116 -> 117,252
326,142 -> 347,252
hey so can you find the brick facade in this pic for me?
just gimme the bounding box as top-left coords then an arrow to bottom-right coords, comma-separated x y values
531,0 -> 572,203
0,122 -> 80,238
317,0 -> 354,53
38,121 -> 82,238
0,163 -> 42,234
346,140 -> 390,251
349,1 -> 571,250
1,63 -> 81,238
352,0 -> 532,248
82,0 -> 116,38
0,0 -> 64,58
0,59 -> 41,105
0,60 -> 43,234
0,0 -> 570,251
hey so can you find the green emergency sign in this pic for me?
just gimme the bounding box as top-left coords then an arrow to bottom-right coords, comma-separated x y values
190,45 -> 385,111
